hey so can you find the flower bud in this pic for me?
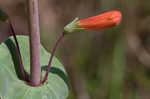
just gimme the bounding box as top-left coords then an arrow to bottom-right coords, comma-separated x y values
64,10 -> 122,34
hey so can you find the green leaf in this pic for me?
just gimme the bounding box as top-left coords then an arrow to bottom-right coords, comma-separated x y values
0,10 -> 8,22
0,36 -> 69,99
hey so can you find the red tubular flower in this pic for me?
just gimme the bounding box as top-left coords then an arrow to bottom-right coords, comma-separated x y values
78,11 -> 122,30
64,10 -> 122,34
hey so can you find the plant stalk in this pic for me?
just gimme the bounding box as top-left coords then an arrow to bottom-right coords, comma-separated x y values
41,32 -> 65,84
27,0 -> 41,85
8,20 -> 28,82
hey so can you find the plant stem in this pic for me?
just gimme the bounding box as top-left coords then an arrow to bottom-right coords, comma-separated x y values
27,0 -> 41,85
41,32 -> 65,84
8,20 -> 28,82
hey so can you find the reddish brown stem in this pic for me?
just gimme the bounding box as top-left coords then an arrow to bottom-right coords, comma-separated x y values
41,32 -> 65,84
8,20 -> 28,81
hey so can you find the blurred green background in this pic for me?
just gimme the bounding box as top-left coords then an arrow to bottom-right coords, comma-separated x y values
1,0 -> 150,99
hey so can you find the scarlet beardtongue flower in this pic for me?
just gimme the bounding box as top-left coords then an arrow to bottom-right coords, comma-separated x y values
41,10 -> 122,85
64,10 -> 122,34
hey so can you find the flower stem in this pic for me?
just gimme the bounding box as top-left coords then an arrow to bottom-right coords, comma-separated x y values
41,32 -> 65,84
8,20 -> 28,81
27,0 -> 41,85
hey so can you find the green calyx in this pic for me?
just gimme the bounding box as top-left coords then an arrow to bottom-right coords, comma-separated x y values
64,17 -> 84,34
0,10 -> 9,22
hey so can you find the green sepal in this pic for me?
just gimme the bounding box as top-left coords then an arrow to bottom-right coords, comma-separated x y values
64,17 -> 84,34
